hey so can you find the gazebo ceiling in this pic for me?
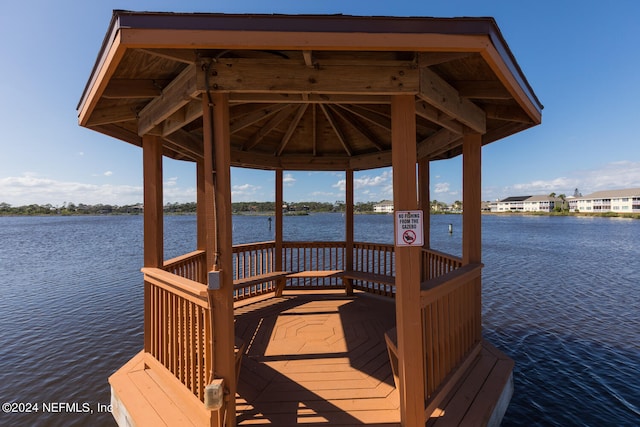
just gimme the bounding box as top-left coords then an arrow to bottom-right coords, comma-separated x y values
78,11 -> 542,171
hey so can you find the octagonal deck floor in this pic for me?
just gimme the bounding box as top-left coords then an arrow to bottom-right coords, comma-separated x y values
234,290 -> 400,426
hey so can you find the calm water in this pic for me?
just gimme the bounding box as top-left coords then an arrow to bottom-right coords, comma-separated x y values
0,214 -> 638,426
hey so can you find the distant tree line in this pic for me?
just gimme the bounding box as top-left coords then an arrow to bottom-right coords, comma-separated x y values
0,200 -> 380,216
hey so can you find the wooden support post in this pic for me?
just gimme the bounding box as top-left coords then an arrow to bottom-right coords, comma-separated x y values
462,133 -> 482,264
391,95 -> 425,427
462,132 -> 483,342
274,169 -> 284,296
418,158 -> 430,250
345,169 -> 354,295
196,160 -> 206,251
142,134 -> 163,355
211,93 -> 236,427
143,135 -> 163,268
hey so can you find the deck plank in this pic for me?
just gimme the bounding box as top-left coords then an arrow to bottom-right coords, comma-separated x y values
109,351 -> 211,427
235,291 -> 400,426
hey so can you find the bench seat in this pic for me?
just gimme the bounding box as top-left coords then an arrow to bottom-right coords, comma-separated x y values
343,270 -> 395,286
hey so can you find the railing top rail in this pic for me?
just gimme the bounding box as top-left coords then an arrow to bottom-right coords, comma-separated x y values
282,241 -> 346,247
420,263 -> 483,306
422,247 -> 463,263
163,249 -> 206,268
232,241 -> 276,250
142,267 -> 209,301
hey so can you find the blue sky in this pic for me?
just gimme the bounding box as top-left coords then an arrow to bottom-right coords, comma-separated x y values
1,0 -> 639,206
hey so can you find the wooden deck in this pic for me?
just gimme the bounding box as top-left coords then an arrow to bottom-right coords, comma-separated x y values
234,290 -> 400,426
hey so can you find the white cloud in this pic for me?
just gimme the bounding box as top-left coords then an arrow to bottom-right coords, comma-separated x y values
104,170 -> 113,177
484,160 -> 640,201
283,173 -> 296,186
231,183 -> 265,201
0,174 -> 197,206
434,182 -> 450,193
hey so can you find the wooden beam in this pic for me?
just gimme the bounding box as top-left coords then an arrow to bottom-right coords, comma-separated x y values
143,135 -> 163,268
415,99 -> 464,135
417,129 -> 461,160
419,67 -> 486,134
302,50 -> 315,68
207,59 -> 418,95
162,129 -> 203,162
138,64 -> 201,136
485,104 -> 533,123
280,155 -> 350,171
349,150 -> 392,171
391,95 -> 425,427
417,52 -> 473,67
230,93 -> 391,104
210,93 -> 236,426
230,150 -> 281,169
103,79 -> 166,99
162,98 -> 203,136
86,104 -> 138,127
454,80 -> 512,99
140,48 -> 197,64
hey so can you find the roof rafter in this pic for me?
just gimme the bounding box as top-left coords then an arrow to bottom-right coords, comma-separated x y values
276,104 -> 308,155
329,105 -> 385,151
242,104 -> 297,151
320,104 -> 352,156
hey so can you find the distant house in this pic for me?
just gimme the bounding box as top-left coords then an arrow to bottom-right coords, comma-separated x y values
523,195 -> 561,212
492,195 -> 560,212
568,188 -> 640,213
493,196 -> 529,212
373,200 -> 394,213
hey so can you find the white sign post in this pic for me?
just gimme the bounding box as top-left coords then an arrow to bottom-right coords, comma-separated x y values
395,210 -> 424,247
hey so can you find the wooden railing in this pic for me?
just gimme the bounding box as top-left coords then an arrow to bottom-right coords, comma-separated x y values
232,241 -> 279,300
142,267 -> 211,402
420,263 -> 483,415
351,242 -> 395,297
162,243 -> 464,304
421,248 -> 462,281
163,250 -> 207,284
283,241 -> 346,288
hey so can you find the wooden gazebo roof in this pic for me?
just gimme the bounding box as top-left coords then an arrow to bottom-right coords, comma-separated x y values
78,11 -> 542,171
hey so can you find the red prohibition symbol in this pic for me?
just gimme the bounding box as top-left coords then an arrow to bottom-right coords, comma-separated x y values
402,229 -> 416,244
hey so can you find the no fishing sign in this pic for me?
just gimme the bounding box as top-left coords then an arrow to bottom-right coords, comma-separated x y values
395,210 -> 424,247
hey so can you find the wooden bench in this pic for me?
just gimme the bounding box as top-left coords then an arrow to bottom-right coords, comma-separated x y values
383,327 -> 400,389
233,269 -> 395,298
381,331 -> 515,427
343,270 -> 395,296
233,271 -> 290,297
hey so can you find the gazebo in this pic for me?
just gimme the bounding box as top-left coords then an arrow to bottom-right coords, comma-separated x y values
78,11 -> 542,427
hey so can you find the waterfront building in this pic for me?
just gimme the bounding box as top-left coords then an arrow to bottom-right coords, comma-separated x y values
568,188 -> 640,213
492,195 -> 560,212
78,11 -> 542,427
374,200 -> 394,213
